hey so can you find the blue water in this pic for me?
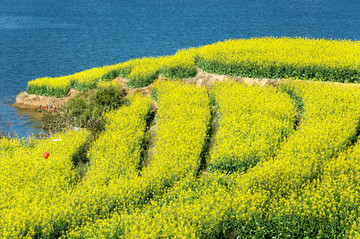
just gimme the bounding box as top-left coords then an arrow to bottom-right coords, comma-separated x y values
1,0 -> 360,137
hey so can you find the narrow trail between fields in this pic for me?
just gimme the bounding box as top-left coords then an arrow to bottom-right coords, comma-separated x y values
197,91 -> 216,177
282,87 -> 305,130
141,100 -> 157,169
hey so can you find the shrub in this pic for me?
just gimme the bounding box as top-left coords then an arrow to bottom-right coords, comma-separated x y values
65,85 -> 126,132
40,85 -> 126,135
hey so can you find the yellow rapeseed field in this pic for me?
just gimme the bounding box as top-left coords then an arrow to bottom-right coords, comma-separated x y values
6,38 -> 360,238
44,81 -> 360,239
0,130 -> 89,237
197,37 -> 360,82
210,82 -> 295,174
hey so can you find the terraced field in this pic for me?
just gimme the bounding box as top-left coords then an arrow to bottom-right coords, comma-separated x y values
3,38 -> 360,238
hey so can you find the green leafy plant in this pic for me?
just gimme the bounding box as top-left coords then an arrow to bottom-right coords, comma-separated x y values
40,85 -> 127,135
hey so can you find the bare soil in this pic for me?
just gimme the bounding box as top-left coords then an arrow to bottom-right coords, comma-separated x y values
181,69 -> 282,88
13,89 -> 78,111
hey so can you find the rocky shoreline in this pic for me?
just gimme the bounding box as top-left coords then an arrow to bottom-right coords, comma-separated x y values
13,89 -> 78,111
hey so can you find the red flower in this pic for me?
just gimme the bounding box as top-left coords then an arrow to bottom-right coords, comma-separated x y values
43,152 -> 50,159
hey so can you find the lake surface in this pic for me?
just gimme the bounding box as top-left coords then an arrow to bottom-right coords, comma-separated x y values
1,0 -> 360,137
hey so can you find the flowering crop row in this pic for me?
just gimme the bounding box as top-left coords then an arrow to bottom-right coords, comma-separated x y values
26,38 -> 360,98
6,79 -> 360,238
74,80 -> 210,215
197,37 -> 360,83
65,80 -> 211,238
41,94 -> 152,235
64,81 -> 360,238
18,82 -> 209,237
272,137 -> 360,238
26,65 -> 117,97
83,94 -> 152,185
341,140 -> 360,238
229,81 -> 360,238
119,81 -> 297,238
112,81 -> 297,238
131,81 -> 360,238
0,137 -> 36,157
66,174 -> 232,239
209,82 -> 295,174
26,48 -> 197,97
138,80 -> 210,193
0,129 -> 89,238
0,94 -> 152,237
126,48 -> 197,88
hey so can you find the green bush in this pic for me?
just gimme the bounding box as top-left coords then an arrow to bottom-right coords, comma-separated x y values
66,86 -> 126,132
40,85 -> 127,135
